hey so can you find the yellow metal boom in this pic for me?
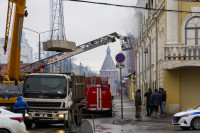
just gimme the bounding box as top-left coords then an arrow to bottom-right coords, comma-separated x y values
3,0 -> 26,81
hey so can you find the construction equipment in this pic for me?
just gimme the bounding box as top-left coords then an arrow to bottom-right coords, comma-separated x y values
0,0 -> 27,109
23,73 -> 85,129
20,32 -> 128,74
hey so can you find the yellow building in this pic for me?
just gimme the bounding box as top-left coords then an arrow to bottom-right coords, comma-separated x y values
135,0 -> 200,113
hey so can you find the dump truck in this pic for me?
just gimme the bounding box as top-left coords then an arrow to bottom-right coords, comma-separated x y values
22,73 -> 85,128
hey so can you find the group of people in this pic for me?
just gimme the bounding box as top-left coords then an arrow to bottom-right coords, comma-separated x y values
135,88 -> 167,118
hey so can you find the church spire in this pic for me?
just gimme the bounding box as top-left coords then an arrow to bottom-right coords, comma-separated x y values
106,45 -> 111,55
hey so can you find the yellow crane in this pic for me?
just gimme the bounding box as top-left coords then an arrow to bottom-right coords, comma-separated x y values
0,0 -> 26,109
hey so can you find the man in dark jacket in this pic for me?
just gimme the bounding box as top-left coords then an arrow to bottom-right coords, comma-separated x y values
144,88 -> 152,116
160,88 -> 167,117
13,96 -> 29,117
135,89 -> 142,118
150,89 -> 161,117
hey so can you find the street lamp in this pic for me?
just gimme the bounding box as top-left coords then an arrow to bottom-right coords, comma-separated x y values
23,27 -> 58,61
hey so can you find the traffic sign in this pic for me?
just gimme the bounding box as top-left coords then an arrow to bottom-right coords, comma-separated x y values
115,53 -> 125,63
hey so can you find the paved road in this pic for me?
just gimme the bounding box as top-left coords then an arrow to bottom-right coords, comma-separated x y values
27,96 -> 200,133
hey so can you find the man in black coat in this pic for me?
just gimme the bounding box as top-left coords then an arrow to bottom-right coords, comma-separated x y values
150,89 -> 162,117
135,89 -> 142,118
160,88 -> 167,117
144,88 -> 152,116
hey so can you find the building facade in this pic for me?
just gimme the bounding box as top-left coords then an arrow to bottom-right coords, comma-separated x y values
100,46 -> 118,95
0,32 -> 32,64
135,0 -> 200,113
125,34 -> 136,100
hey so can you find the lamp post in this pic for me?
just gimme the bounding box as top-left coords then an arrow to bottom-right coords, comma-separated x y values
23,27 -> 58,61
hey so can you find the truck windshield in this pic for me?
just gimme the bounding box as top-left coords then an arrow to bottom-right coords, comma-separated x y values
0,83 -> 23,95
23,75 -> 67,98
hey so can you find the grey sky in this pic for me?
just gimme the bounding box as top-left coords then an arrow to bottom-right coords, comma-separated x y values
0,0 -> 137,72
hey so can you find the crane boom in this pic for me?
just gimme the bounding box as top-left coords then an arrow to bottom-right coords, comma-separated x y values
20,32 -> 127,74
3,0 -> 26,81
4,1 -> 13,55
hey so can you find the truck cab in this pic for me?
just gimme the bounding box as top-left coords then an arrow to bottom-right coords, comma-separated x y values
22,73 -> 72,126
0,82 -> 23,110
22,73 -> 85,128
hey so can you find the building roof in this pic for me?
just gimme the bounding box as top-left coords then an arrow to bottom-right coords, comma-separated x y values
100,46 -> 117,72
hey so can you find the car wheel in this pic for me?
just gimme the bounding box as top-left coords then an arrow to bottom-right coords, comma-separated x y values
181,127 -> 190,130
191,117 -> 200,130
0,129 -> 10,133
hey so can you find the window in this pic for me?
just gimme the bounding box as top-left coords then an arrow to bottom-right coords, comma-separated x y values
185,16 -> 200,45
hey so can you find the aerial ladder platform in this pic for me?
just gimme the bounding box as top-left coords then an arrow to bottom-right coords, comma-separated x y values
20,32 -> 129,74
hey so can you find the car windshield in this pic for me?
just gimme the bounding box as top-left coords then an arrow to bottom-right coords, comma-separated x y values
194,105 -> 200,110
0,83 -> 23,94
23,75 -> 67,95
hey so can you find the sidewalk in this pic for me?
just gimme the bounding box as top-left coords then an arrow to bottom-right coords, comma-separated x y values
91,96 -> 175,133
113,96 -> 172,125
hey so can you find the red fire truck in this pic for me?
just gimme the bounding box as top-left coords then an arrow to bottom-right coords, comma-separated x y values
84,77 -> 112,116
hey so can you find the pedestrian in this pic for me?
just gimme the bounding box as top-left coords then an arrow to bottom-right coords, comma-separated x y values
144,88 -> 152,116
150,89 -> 162,117
158,88 -> 163,116
135,89 -> 142,118
13,96 -> 29,117
160,88 -> 167,117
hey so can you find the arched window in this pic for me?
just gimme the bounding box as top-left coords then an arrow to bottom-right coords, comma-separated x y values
185,16 -> 200,45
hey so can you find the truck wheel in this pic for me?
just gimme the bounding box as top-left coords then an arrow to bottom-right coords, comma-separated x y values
25,121 -> 33,129
191,117 -> 200,130
78,108 -> 83,125
66,110 -> 72,128
107,108 -> 112,117
74,107 -> 82,127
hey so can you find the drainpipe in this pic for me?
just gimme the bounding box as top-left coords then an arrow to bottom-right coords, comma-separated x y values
139,48 -> 140,90
135,43 -> 138,90
142,35 -> 147,92
147,23 -> 152,89
154,14 -> 158,90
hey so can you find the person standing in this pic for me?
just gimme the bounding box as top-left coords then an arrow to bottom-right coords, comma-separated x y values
144,88 -> 152,116
150,89 -> 161,117
158,88 -> 163,116
13,96 -> 29,117
135,89 -> 142,118
160,88 -> 167,117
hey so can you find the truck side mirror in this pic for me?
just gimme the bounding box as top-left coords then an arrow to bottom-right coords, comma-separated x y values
69,81 -> 72,88
26,84 -> 30,88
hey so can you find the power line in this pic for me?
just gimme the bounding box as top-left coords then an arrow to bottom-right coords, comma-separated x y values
62,0 -> 200,14
174,0 -> 200,2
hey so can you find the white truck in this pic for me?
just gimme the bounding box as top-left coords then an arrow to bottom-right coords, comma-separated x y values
22,73 -> 85,129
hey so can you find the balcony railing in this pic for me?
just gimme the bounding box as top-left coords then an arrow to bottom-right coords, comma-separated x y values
163,45 -> 200,61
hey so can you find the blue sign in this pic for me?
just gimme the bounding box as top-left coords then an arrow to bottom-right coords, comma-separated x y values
115,53 -> 125,63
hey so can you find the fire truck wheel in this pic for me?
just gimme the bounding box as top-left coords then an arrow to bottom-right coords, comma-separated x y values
107,108 -> 112,117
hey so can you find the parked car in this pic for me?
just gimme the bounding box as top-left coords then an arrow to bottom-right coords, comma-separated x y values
172,105 -> 200,130
0,107 -> 26,133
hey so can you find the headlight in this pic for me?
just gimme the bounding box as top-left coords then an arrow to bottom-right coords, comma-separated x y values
59,114 -> 64,118
25,113 -> 29,117
181,113 -> 192,117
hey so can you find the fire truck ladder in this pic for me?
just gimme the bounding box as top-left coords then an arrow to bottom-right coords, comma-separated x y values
20,32 -> 125,74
